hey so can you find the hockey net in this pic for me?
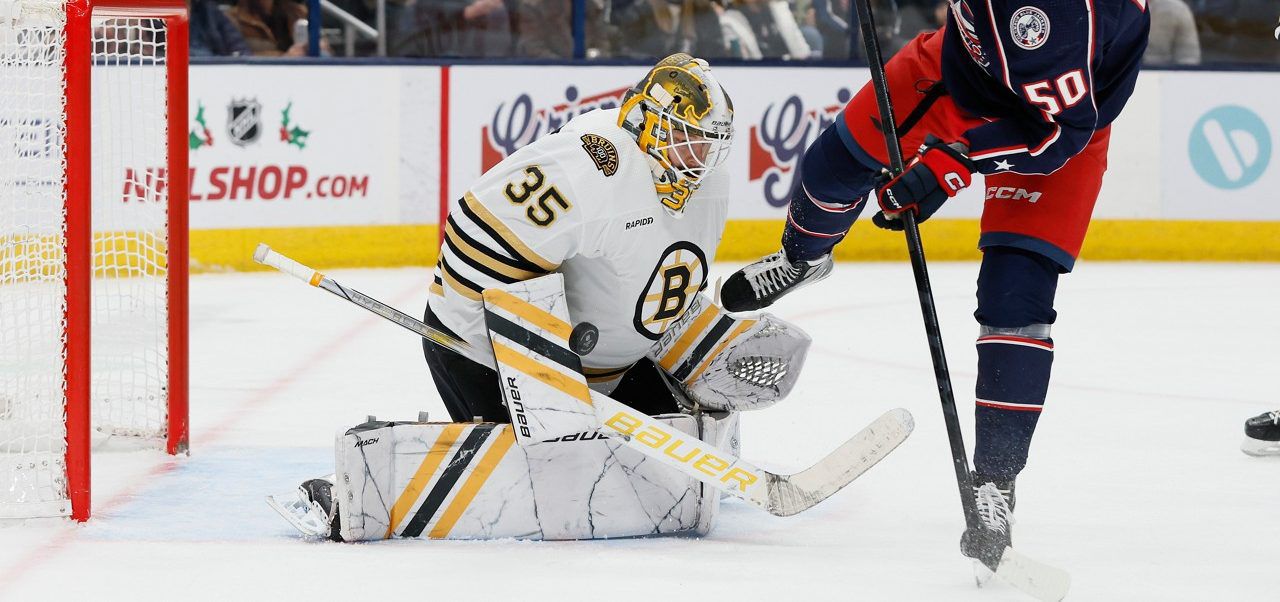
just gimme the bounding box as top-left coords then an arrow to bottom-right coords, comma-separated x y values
0,0 -> 187,520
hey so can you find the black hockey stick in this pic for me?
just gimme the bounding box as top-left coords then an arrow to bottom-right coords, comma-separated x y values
849,3 -> 1068,600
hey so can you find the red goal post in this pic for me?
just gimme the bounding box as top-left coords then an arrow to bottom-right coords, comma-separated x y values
0,0 -> 188,522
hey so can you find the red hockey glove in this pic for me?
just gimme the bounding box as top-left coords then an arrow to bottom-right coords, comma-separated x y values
873,136 -> 975,231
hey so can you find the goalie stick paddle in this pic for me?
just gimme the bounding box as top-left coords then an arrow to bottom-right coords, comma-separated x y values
255,243 -> 914,517
849,3 -> 1069,600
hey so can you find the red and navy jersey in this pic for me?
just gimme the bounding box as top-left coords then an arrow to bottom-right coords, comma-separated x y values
941,0 -> 1150,175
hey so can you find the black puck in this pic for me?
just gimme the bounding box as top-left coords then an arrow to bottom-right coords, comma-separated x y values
569,321 -> 599,356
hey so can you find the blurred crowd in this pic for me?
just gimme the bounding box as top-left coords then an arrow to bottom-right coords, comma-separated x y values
187,0 -> 1280,65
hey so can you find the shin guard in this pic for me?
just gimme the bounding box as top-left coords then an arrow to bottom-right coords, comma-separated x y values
973,334 -> 1053,479
972,247 -> 1059,479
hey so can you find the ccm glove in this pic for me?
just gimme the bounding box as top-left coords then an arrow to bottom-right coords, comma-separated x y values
872,135 -> 975,231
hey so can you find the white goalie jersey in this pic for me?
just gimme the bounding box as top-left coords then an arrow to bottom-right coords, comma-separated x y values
429,107 -> 729,386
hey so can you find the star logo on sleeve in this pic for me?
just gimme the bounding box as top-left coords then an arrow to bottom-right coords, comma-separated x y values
993,159 -> 1015,172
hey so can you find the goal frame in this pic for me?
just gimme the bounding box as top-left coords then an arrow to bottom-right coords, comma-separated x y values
63,0 -> 189,521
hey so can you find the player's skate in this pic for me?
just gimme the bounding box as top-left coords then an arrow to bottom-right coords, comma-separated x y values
266,477 -> 344,541
960,473 -> 1016,579
1242,410 -> 1280,457
719,250 -> 833,312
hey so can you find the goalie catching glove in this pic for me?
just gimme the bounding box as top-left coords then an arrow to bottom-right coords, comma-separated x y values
872,135 -> 974,231
649,292 -> 810,412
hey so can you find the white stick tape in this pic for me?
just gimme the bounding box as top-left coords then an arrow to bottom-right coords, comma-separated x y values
254,243 -> 324,286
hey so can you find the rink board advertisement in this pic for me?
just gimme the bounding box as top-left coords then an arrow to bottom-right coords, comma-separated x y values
191,66 -> 394,228
179,63 -> 1280,270
185,65 -> 441,269
1160,72 -> 1279,220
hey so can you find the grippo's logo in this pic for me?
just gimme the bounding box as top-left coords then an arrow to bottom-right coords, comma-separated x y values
633,241 -> 708,340
749,90 -> 850,207
482,85 -> 629,171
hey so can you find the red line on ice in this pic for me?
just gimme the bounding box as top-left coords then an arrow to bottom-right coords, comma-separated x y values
0,278 -> 425,597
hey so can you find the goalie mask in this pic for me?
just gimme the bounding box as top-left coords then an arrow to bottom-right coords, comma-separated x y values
619,53 -> 734,215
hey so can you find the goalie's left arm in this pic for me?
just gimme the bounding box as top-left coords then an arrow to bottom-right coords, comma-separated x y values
648,292 -> 811,412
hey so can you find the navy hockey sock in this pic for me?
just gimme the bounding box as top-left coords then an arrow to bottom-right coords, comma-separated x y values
973,334 -> 1053,479
972,247 -> 1060,479
780,124 -> 878,262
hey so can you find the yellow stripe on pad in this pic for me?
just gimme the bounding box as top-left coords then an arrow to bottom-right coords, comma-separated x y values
309,272 -> 324,286
492,341 -> 592,407
483,288 -> 573,341
685,320 -> 755,386
428,428 -> 517,539
385,424 -> 466,539
659,304 -> 721,372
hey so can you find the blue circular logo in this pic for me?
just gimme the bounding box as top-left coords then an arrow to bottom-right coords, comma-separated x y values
1188,105 -> 1271,189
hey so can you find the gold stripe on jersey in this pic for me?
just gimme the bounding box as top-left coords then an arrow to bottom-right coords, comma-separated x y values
658,304 -> 721,372
582,364 -> 633,384
428,428 -> 517,539
444,218 -> 543,283
386,424 -> 465,538
430,273 -> 445,298
492,340 -> 593,407
684,320 -> 756,385
483,288 -> 574,342
439,257 -> 483,301
442,237 -> 518,287
460,192 -> 559,272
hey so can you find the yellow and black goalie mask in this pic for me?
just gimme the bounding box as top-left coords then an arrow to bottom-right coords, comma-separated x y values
619,53 -> 734,215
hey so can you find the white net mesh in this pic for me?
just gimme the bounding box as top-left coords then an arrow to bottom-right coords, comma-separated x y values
0,0 -> 72,519
91,17 -> 170,439
0,1 -> 172,518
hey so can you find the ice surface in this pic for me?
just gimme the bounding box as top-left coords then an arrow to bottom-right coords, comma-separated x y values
1,262 -> 1276,600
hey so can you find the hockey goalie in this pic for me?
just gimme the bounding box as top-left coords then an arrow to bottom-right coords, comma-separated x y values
268,54 -> 912,542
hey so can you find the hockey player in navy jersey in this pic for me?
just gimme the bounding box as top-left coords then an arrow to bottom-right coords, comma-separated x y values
720,0 -> 1150,562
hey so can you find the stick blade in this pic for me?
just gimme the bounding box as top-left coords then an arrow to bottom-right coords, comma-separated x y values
995,546 -> 1071,602
766,408 -> 914,516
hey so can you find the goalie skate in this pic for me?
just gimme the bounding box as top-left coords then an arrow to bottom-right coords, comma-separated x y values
267,478 -> 340,540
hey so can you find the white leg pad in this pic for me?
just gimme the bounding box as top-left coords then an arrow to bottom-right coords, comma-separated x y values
334,412 -> 734,541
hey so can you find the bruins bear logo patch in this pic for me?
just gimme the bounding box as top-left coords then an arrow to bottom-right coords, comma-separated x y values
580,134 -> 619,177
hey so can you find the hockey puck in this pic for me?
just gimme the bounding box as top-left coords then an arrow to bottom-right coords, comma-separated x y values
569,322 -> 599,356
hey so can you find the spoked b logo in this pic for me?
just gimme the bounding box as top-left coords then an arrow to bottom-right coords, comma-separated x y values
633,242 -> 708,340
1189,105 -> 1271,190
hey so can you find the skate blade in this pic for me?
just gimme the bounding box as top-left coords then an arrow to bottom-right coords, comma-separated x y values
1241,437 -> 1280,457
266,492 -> 331,538
973,559 -> 995,587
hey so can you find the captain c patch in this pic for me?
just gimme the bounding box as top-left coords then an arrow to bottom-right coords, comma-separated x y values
580,134 -> 619,177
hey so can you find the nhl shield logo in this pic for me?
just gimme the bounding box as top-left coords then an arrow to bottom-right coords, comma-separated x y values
227,98 -> 263,147
1010,6 -> 1050,50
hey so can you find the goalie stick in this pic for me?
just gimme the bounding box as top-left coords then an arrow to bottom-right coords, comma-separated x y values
850,1 -> 1070,600
253,244 -> 476,359
255,243 -> 914,517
